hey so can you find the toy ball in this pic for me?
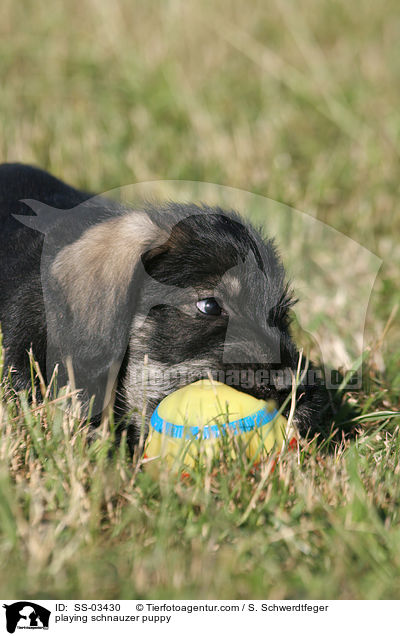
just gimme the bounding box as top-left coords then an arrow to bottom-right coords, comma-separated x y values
143,380 -> 296,476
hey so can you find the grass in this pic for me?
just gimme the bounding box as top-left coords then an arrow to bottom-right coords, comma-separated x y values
1,357 -> 400,600
0,0 -> 400,599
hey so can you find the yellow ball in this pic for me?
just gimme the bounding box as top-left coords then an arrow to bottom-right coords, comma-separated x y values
143,380 -> 295,476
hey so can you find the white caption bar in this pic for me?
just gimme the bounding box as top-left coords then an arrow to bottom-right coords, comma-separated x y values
1,599 -> 397,635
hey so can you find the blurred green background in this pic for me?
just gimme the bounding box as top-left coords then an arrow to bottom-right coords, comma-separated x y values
1,0 -> 399,374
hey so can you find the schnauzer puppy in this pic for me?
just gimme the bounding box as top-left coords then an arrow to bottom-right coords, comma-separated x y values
0,163 -> 328,449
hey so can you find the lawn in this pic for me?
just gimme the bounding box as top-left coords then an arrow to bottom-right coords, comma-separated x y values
0,0 -> 399,599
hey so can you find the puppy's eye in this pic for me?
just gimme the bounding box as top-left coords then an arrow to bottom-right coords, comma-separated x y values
196,297 -> 222,316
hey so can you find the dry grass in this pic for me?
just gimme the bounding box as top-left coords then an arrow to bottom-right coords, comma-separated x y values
0,356 -> 399,599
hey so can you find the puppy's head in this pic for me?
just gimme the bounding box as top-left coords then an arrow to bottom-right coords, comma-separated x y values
122,203 -> 327,437
48,201 -> 326,438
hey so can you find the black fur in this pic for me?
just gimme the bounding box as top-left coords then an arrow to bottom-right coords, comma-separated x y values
0,163 -> 329,448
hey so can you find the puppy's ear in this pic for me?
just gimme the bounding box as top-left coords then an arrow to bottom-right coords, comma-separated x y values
51,212 -> 168,335
46,211 -> 168,415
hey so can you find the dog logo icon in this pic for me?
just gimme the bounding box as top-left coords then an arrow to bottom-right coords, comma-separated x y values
2,602 -> 51,633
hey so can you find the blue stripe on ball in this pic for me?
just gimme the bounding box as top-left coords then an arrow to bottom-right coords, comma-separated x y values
150,404 -> 279,440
